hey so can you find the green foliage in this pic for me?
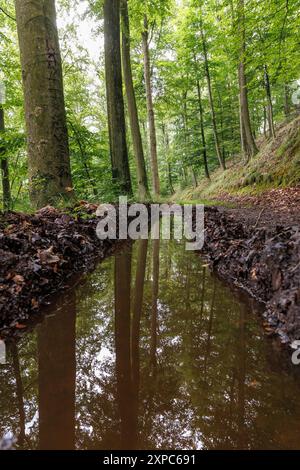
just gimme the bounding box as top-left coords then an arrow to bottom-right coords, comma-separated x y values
0,0 -> 299,209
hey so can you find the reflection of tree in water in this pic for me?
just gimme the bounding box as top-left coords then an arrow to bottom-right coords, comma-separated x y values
74,260 -> 118,450
0,332 -> 39,449
2,239 -> 300,449
114,246 -> 134,449
38,291 -> 76,450
11,342 -> 26,446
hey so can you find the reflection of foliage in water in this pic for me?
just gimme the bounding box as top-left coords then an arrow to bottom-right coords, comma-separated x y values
0,333 -> 39,449
1,239 -> 300,449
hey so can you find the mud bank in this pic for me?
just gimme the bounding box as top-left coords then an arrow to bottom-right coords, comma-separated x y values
0,203 -> 130,337
201,207 -> 300,345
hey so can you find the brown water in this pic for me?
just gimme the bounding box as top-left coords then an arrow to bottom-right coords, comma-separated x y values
1,238 -> 300,450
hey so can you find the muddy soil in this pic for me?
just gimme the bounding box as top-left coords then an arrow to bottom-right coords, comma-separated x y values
201,206 -> 300,345
0,203 -> 131,338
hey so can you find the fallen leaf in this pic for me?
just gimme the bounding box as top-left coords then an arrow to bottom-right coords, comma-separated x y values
38,246 -> 61,265
31,298 -> 39,309
37,206 -> 59,217
12,274 -> 25,284
249,380 -> 260,389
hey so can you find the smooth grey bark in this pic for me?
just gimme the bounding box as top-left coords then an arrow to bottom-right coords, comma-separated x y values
142,15 -> 160,197
104,0 -> 132,196
15,0 -> 73,208
121,0 -> 149,200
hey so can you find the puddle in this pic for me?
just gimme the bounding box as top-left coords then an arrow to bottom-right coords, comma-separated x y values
1,238 -> 300,450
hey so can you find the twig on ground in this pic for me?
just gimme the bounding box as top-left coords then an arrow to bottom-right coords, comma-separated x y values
254,208 -> 265,229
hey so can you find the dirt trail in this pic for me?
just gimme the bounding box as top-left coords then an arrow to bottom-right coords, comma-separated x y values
217,186 -> 300,228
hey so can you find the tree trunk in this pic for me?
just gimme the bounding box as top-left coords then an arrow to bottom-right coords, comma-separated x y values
114,247 -> 136,449
196,81 -> 210,179
182,89 -> 196,184
142,15 -> 160,197
167,163 -> 174,194
237,306 -> 246,449
238,0 -> 258,160
284,83 -> 290,117
263,106 -> 267,138
217,86 -> 227,163
200,17 -> 225,170
191,168 -> 198,188
121,0 -> 149,200
182,90 -> 198,186
131,238 -> 148,422
150,238 -> 160,372
104,0 -> 132,196
182,166 -> 188,185
141,120 -> 150,173
239,93 -> 246,158
162,124 -> 175,194
264,65 -> 276,138
11,343 -> 25,446
15,0 -> 73,208
38,293 -> 76,450
203,280 -> 216,382
0,106 -> 11,211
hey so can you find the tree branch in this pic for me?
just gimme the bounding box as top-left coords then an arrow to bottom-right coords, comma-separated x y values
0,6 -> 16,22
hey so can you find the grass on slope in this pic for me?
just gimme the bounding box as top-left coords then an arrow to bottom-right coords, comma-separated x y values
176,116 -> 300,203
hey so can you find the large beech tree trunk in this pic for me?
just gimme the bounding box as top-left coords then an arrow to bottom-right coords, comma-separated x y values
121,0 -> 149,200
142,15 -> 160,197
238,0 -> 258,160
0,106 -> 11,211
104,0 -> 132,196
15,0 -> 73,208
